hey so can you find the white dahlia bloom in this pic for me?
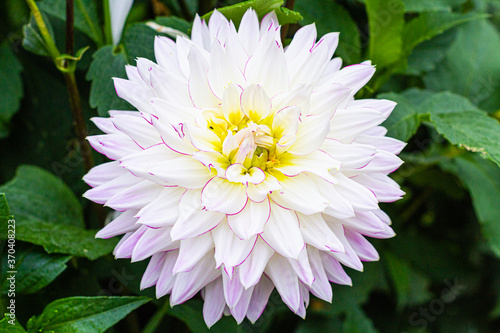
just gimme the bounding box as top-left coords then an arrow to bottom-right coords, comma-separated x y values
84,8 -> 405,326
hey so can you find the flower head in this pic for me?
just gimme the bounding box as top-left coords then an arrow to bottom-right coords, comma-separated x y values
84,8 -> 405,327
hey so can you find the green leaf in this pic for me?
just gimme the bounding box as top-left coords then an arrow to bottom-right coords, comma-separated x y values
380,89 -> 498,155
365,0 -> 405,69
0,314 -> 26,332
406,29 -> 457,75
22,11 -> 55,56
295,0 -> 361,64
378,91 -> 421,142
0,165 -> 84,228
400,12 -> 487,72
155,16 -> 192,35
2,246 -> 71,294
401,0 -> 467,12
430,111 -> 500,167
343,306 -> 378,333
38,0 -> 102,45
0,165 -> 117,260
26,296 -> 150,333
384,252 -> 432,308
0,42 -> 23,139
87,24 -> 158,116
449,154 -> 500,256
0,194 -> 12,235
202,0 -> 302,28
423,20 -> 500,112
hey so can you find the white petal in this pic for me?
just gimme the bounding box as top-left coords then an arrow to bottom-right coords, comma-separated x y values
308,83 -> 350,116
287,248 -> 314,286
286,111 -> 333,155
245,32 -> 289,97
83,173 -> 141,205
307,247 -> 333,301
191,14 -> 211,51
274,151 -> 341,184
105,180 -> 164,211
170,253 -> 220,305
188,46 -> 220,108
171,190 -> 224,240
230,284 -> 255,323
212,219 -> 257,270
351,174 -> 404,202
270,173 -> 328,215
109,0 -> 134,45
152,118 -> 197,155
173,232 -> 214,273
203,278 -> 225,328
95,210 -> 139,239
328,107 -> 386,142
136,187 -> 185,228
227,198 -> 271,239
225,164 -> 265,185
239,237 -> 274,289
246,276 -> 274,323
131,226 -> 179,262
154,36 -> 184,77
355,150 -> 403,174
147,155 -> 215,189
113,78 -> 154,114
312,175 -> 355,219
320,252 -> 352,285
83,161 -> 127,188
240,84 -> 272,122
334,173 -> 379,212
201,177 -> 248,214
246,173 -> 282,202
238,9 -> 259,55
265,255 -> 301,312
320,139 -> 376,170
261,203 -> 304,259
208,41 -> 245,99
222,268 -> 244,308
297,213 -> 344,252
345,228 -> 379,261
141,252 -> 168,289
156,249 -> 179,297
222,84 -> 244,125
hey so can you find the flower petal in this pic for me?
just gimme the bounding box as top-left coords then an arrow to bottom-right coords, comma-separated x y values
261,203 -> 304,259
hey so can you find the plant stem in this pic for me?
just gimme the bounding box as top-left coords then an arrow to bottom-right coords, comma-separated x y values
25,0 -> 60,61
65,0 -> 94,172
141,300 -> 170,333
64,72 -> 95,172
66,0 -> 74,55
103,0 -> 113,45
281,0 -> 296,42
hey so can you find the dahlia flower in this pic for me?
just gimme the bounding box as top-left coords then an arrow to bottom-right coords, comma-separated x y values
84,8 -> 405,326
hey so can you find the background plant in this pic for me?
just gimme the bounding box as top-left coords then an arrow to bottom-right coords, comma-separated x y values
1,0 -> 500,332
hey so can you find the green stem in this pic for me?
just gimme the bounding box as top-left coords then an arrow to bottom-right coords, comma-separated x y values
281,0 -> 296,42
63,71 -> 95,172
103,0 -> 113,45
25,0 -> 60,61
141,300 -> 170,333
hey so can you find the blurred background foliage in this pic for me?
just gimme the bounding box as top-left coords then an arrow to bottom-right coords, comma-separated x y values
1,0 -> 500,332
